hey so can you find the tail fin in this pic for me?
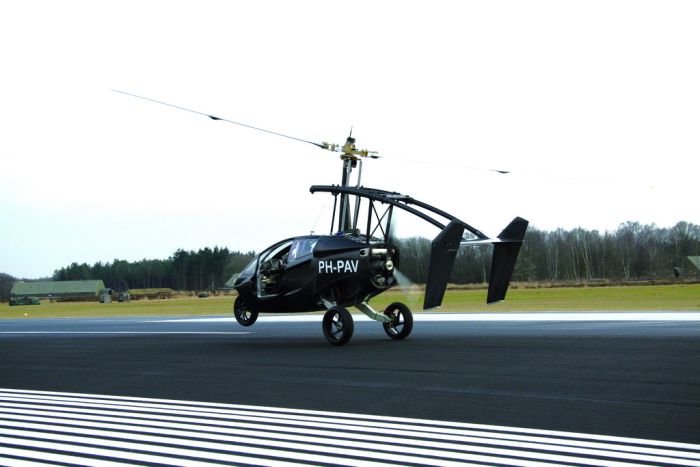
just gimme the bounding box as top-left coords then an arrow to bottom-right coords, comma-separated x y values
422,216 -> 529,309
487,217 -> 529,303
423,220 -> 465,310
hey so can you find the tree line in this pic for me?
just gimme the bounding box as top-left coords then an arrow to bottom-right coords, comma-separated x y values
396,221 -> 700,284
51,220 -> 700,289
52,247 -> 255,292
2,221 -> 699,302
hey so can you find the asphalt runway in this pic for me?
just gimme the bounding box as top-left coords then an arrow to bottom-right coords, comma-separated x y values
1,312 -> 699,451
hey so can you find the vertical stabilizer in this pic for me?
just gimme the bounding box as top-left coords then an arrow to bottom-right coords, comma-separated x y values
423,220 -> 465,309
487,217 -> 529,303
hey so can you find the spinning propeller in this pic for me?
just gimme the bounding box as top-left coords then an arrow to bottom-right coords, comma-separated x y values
112,90 -> 514,174
112,90 -> 379,162
113,89 -> 514,234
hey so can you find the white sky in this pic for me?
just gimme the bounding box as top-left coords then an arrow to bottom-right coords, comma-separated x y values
1,1 -> 699,279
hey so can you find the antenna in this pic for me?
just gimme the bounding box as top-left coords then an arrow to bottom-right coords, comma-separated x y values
311,204 -> 326,235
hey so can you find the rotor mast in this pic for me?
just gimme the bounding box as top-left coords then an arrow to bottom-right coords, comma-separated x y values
320,131 -> 378,234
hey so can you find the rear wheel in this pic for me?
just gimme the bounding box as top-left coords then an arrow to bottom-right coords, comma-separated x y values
234,295 -> 258,326
322,306 -> 354,346
383,302 -> 413,340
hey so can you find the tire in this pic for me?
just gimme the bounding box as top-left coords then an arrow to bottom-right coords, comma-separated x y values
322,306 -> 354,346
234,295 -> 258,326
383,302 -> 413,340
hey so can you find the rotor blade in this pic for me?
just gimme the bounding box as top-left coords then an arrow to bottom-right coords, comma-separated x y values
378,155 -> 509,174
112,90 -> 326,149
384,156 -> 653,189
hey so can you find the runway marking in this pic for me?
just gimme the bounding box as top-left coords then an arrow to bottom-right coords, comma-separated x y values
0,331 -> 250,335
1,389 -> 698,466
149,311 -> 700,323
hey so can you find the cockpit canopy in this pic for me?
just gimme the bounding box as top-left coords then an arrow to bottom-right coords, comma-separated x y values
234,236 -> 320,287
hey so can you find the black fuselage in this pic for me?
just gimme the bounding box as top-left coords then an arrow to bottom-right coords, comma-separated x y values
234,234 -> 398,313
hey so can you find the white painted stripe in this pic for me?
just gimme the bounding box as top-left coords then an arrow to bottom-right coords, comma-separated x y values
0,447 -> 142,467
149,311 -> 700,323
2,410 -> 698,466
1,389 -> 698,467
0,423 -> 571,467
0,331 -> 249,335
0,429 -> 404,467
0,455 -> 65,467
6,393 -> 622,447
2,389 -> 699,451
0,436 -> 306,467
3,406 -> 699,463
0,429 -> 514,467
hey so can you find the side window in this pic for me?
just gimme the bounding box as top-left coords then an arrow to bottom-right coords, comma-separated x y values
288,238 -> 318,263
262,241 -> 293,263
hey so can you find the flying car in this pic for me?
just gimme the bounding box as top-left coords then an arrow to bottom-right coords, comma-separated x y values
115,91 -> 529,345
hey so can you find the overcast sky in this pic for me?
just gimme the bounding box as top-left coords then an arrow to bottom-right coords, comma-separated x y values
1,1 -> 699,279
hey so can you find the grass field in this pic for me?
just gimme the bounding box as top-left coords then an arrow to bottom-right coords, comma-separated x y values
1,283 -> 699,319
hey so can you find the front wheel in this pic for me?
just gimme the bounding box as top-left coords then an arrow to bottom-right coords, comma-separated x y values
322,306 -> 354,346
383,302 -> 413,340
234,295 -> 258,326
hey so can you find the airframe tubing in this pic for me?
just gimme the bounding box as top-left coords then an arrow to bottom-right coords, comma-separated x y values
310,185 -> 488,240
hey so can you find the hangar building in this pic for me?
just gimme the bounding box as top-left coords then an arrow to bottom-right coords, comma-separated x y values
10,280 -> 106,301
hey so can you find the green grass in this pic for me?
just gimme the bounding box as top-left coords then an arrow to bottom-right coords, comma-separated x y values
1,284 -> 699,319
0,295 -> 236,319
371,284 -> 700,312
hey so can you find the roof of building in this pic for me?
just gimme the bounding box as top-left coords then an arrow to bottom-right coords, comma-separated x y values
10,280 -> 106,297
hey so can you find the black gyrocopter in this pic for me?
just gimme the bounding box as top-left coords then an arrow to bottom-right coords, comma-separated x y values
115,90 -> 528,345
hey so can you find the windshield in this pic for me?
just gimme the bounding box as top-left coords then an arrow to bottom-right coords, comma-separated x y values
239,257 -> 258,277
288,238 -> 318,263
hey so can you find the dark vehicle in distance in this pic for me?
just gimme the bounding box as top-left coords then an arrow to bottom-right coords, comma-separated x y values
9,296 -> 41,306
